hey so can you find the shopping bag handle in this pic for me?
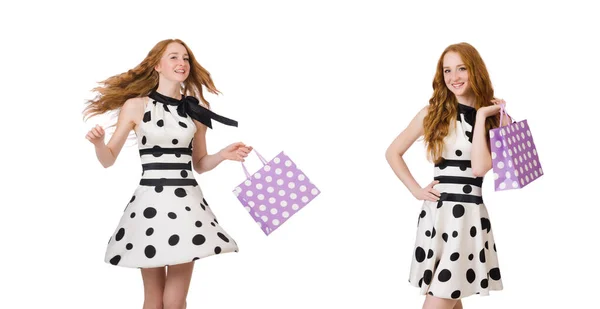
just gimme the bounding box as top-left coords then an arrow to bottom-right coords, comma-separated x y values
241,149 -> 268,179
498,103 -> 515,128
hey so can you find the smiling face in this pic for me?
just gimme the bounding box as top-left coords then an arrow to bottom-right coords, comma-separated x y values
442,51 -> 473,102
154,42 -> 191,83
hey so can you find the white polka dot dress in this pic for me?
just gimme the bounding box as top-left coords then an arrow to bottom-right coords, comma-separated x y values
104,91 -> 239,268
408,103 -> 503,299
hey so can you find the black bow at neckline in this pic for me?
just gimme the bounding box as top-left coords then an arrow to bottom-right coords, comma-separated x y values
458,103 -> 476,127
149,90 -> 238,129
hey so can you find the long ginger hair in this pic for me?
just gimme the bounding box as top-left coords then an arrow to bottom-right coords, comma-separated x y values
423,42 -> 499,163
83,39 -> 219,119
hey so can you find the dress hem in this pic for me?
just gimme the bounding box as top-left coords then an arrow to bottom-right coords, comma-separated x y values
104,248 -> 239,269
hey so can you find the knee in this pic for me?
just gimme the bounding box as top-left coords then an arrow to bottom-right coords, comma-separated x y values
163,297 -> 186,309
143,299 -> 163,309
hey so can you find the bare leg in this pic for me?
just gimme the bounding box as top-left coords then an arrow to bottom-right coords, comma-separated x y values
422,294 -> 459,309
163,262 -> 194,309
453,300 -> 463,309
141,267 -> 166,309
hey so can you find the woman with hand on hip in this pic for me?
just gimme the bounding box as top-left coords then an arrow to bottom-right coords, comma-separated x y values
84,38 -> 252,309
386,42 -> 510,309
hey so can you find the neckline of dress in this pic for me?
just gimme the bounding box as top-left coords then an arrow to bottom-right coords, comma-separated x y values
149,90 -> 184,106
457,102 -> 476,113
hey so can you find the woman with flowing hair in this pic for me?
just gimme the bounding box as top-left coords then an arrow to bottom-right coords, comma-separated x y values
84,38 -> 252,309
386,42 -> 510,309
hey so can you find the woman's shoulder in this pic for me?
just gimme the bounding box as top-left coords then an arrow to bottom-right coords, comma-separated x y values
415,105 -> 430,120
120,96 -> 147,116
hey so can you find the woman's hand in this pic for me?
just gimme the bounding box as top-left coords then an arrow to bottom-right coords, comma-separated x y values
412,180 -> 441,202
477,99 -> 505,119
85,124 -> 105,146
218,142 -> 253,162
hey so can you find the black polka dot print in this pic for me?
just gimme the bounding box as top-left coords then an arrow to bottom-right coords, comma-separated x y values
479,249 -> 486,263
415,247 -> 426,263
452,204 -> 465,218
466,269 -> 475,283
489,268 -> 501,280
415,247 -> 425,263
450,252 -> 459,261
104,93 -> 243,268
145,245 -> 156,258
115,228 -> 125,241
423,270 -> 433,285
451,290 -> 461,299
407,103 -> 503,298
480,279 -> 488,289
192,234 -> 206,245
109,255 -> 121,265
175,188 -> 187,198
438,269 -> 452,282
481,218 -> 491,233
168,235 -> 180,246
143,207 -> 157,219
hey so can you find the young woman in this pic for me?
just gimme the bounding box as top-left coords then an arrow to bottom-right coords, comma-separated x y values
84,38 -> 252,309
386,42 -> 510,309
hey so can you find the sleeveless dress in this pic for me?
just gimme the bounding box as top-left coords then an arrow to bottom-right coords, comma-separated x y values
104,90 -> 239,268
408,103 -> 503,299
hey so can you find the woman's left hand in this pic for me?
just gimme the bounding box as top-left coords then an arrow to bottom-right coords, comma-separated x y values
477,99 -> 506,118
218,142 -> 253,162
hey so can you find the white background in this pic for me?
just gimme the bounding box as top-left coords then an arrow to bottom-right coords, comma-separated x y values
1,0 -> 598,308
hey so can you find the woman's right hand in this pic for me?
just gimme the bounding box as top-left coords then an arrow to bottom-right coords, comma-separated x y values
412,180 -> 441,202
85,124 -> 105,146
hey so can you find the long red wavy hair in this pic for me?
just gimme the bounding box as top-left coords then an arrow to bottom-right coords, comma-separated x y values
83,39 -> 219,119
423,42 -> 499,163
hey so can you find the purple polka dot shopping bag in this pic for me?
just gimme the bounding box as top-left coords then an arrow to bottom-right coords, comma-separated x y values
232,150 -> 321,235
489,104 -> 543,191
